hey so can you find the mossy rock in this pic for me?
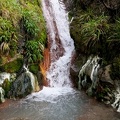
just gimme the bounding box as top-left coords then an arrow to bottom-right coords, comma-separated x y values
3,58 -> 23,73
29,63 -> 39,74
2,78 -> 11,97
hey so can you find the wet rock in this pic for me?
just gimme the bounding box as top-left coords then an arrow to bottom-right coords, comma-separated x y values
78,56 -> 101,90
0,72 -> 16,100
37,71 -> 44,89
77,56 -> 115,100
2,78 -> 11,97
70,64 -> 79,87
112,80 -> 120,112
9,67 -> 40,98
70,54 -> 86,88
0,87 -> 5,103
99,65 -> 114,85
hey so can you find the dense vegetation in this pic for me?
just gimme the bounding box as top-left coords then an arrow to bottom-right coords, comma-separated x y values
64,0 -> 120,80
0,0 -> 47,73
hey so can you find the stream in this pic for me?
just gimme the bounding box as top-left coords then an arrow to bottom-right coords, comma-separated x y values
0,0 -> 120,120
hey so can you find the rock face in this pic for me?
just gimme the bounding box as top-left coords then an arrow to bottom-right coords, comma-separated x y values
9,66 -> 40,98
78,56 -> 102,94
112,80 -> 120,112
0,66 -> 41,101
73,55 -> 120,112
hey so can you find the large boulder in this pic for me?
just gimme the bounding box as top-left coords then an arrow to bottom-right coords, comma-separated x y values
78,56 -> 102,91
76,55 -> 120,112
9,67 -> 40,98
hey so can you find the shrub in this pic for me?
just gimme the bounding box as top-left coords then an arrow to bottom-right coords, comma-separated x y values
4,58 -> 23,73
29,63 -> 39,74
25,40 -> 44,63
22,10 -> 39,39
0,17 -> 18,54
0,0 -> 22,27
80,14 -> 109,48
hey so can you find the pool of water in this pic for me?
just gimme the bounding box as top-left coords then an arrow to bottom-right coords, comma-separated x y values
0,88 -> 119,120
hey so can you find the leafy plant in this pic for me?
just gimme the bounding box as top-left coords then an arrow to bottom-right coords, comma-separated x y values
108,19 -> 120,42
0,0 -> 22,27
78,9 -> 94,24
0,17 -> 17,54
0,0 -> 47,74
22,10 -> 39,39
80,14 -> 109,48
0,17 -> 14,42
25,40 -> 44,63
4,58 -> 23,73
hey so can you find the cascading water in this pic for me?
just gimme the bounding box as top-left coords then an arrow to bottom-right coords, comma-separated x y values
25,0 -> 75,102
42,0 -> 75,87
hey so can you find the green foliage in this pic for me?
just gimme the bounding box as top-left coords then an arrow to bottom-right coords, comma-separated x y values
0,17 -> 18,54
80,14 -> 109,48
4,58 -> 23,73
0,0 -> 47,72
2,79 -> 11,97
108,19 -> 120,42
25,40 -> 43,63
22,10 -> 39,38
0,17 -> 14,42
78,9 -> 94,24
21,1 -> 47,64
0,0 -> 22,27
29,63 -> 39,74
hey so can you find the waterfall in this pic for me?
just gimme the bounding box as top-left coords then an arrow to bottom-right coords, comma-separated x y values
42,0 -> 75,87
25,0 -> 75,102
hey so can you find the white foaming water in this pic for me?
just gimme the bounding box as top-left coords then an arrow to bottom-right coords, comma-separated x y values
25,0 -> 75,102
42,0 -> 74,87
25,87 -> 76,103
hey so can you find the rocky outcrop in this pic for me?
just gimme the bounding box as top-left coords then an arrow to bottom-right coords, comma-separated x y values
0,65 -> 41,101
71,55 -> 120,112
0,72 -> 16,102
65,0 -> 120,112
9,66 -> 40,98
112,80 -> 120,112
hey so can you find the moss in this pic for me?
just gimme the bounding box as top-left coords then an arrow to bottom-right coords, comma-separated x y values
29,63 -> 39,74
2,78 -> 11,97
0,56 -> 8,65
4,58 -> 23,73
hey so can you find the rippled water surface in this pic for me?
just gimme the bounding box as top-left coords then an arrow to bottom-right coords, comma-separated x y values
0,88 -> 120,120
